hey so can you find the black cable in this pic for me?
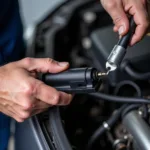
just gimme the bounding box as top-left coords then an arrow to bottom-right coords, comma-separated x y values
125,65 -> 150,80
121,61 -> 150,80
142,105 -> 148,120
121,104 -> 148,120
88,93 -> 150,104
113,80 -> 143,118
86,105 -> 127,150
121,104 -> 141,118
113,80 -> 142,97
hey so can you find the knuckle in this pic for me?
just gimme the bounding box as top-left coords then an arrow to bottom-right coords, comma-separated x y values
24,83 -> 35,96
23,57 -> 33,66
23,100 -> 33,110
113,17 -> 122,24
105,1 -> 116,10
51,93 -> 60,105
46,58 -> 55,64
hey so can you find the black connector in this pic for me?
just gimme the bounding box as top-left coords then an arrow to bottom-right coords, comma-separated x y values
42,67 -> 104,93
117,17 -> 136,49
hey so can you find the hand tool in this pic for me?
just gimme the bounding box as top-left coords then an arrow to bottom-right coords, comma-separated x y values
42,67 -> 107,93
106,17 -> 136,74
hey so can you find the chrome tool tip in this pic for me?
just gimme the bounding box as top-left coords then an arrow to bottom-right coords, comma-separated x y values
97,72 -> 107,77
106,61 -> 117,72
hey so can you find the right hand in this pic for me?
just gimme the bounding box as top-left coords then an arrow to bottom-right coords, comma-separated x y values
100,0 -> 150,46
0,57 -> 72,122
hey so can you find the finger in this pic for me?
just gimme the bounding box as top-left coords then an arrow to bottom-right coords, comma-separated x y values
113,26 -> 118,32
35,81 -> 72,106
13,93 -> 35,110
33,99 -> 52,109
35,81 -> 62,105
18,57 -> 69,73
124,1 -> 149,45
31,108 -> 48,117
101,0 -> 129,36
0,98 -> 24,122
57,92 -> 72,106
7,106 -> 24,122
0,104 -> 23,122
130,25 -> 146,46
10,103 -> 32,120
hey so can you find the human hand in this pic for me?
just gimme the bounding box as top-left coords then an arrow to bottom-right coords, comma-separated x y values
100,0 -> 150,46
0,58 -> 72,122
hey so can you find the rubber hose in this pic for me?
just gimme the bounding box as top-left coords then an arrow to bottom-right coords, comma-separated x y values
88,93 -> 150,104
86,105 -> 127,150
121,60 -> 150,80
113,80 -> 141,97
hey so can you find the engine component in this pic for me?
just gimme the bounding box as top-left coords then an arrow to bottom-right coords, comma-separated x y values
123,111 -> 150,150
87,105 -> 127,150
113,139 -> 127,150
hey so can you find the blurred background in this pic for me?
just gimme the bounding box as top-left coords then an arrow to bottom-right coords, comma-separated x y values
20,0 -> 64,28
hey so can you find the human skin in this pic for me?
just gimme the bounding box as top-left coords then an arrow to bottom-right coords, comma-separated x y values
0,57 -> 72,122
100,0 -> 150,46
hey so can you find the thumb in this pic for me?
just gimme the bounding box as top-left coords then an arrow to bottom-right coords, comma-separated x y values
102,1 -> 129,36
18,57 -> 69,73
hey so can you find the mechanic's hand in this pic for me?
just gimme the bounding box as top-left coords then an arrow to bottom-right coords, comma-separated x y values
100,0 -> 150,46
0,57 -> 72,122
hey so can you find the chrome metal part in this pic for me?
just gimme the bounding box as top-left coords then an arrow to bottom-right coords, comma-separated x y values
106,45 -> 126,72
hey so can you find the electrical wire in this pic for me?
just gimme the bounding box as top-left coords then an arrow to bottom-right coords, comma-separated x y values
142,105 -> 148,120
113,80 -> 142,97
88,93 -> 150,104
121,104 -> 141,118
125,65 -> 150,80
122,61 -> 150,80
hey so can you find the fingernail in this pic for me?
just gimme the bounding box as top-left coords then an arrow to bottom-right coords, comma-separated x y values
118,26 -> 124,35
58,62 -> 69,67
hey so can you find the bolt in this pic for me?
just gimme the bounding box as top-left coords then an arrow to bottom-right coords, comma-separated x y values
103,122 -> 110,130
138,111 -> 143,116
124,135 -> 128,140
82,37 -> 92,49
83,11 -> 96,24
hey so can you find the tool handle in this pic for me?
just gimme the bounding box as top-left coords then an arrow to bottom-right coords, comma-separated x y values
42,68 -> 100,93
117,17 -> 136,49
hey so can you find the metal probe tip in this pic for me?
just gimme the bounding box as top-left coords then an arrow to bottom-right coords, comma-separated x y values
97,72 -> 108,77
